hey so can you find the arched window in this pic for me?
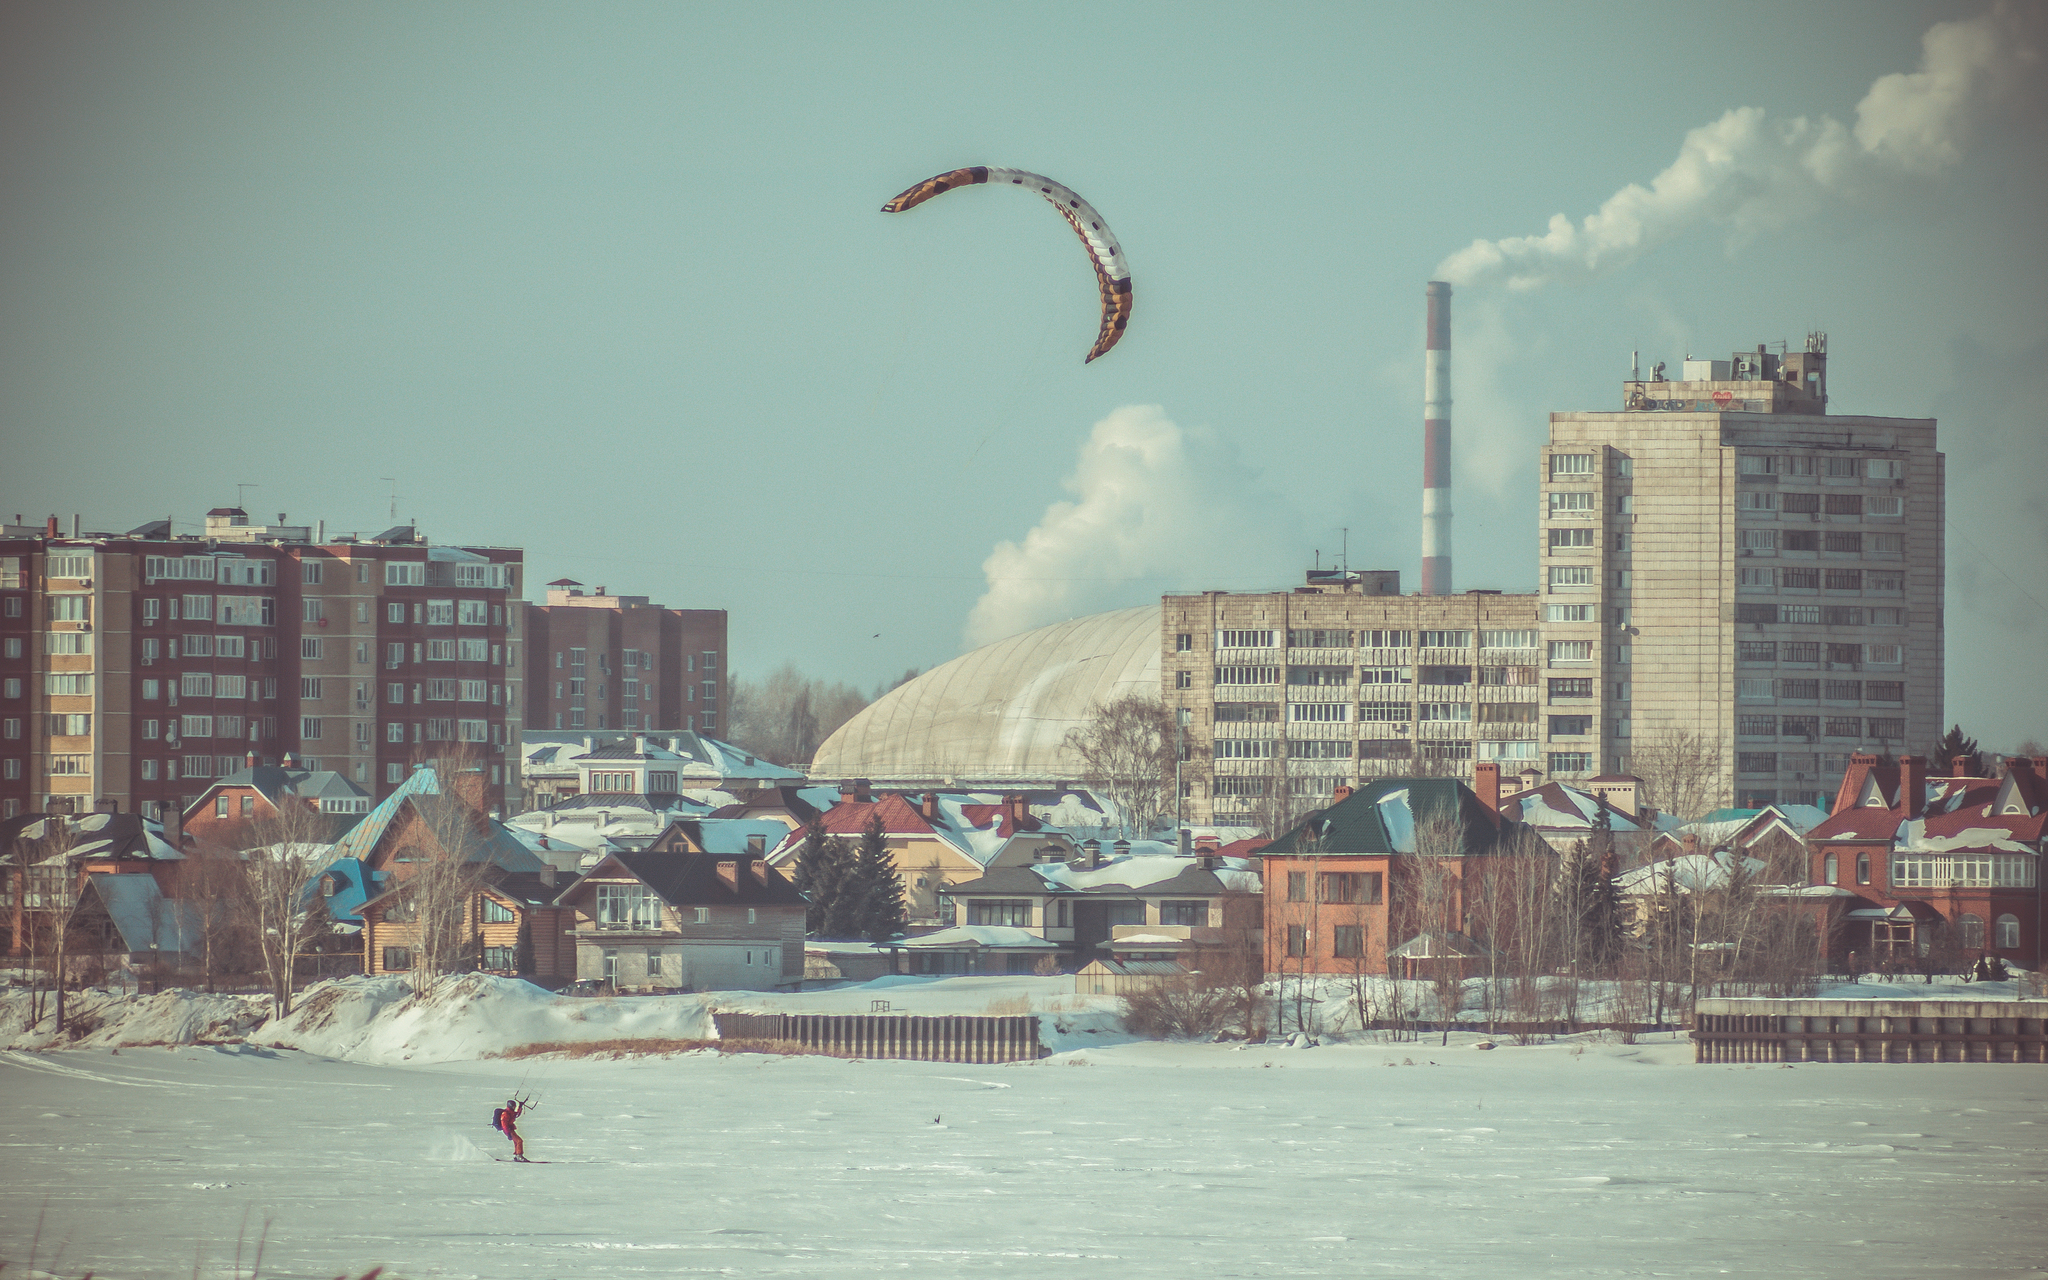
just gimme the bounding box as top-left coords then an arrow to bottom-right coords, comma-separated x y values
1995,914 -> 2021,950
1959,914 -> 1984,949
1823,853 -> 1838,884
1855,852 -> 1870,885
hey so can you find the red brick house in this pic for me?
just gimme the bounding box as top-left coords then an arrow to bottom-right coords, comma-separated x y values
1805,753 -> 2045,970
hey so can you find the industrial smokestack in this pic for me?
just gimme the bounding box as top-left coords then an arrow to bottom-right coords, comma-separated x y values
1421,281 -> 1452,595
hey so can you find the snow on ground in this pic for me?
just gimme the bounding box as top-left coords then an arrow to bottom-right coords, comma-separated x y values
0,987 -> 269,1052
2,1031 -> 2043,1279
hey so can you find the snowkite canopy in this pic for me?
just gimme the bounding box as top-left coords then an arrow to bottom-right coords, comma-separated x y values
881,167 -> 1133,363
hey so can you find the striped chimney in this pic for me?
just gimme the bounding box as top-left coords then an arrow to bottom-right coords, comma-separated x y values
1421,281 -> 1452,595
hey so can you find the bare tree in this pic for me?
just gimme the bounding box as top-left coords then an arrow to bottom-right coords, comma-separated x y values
403,766 -> 495,992
728,663 -> 870,765
237,794 -> 335,1019
1065,693 -> 1176,839
1628,728 -> 1727,822
183,843 -> 255,995
1397,806 -> 1470,1039
23,819 -> 81,1033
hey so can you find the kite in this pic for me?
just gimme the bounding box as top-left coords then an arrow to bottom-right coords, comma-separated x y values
882,167 -> 1132,362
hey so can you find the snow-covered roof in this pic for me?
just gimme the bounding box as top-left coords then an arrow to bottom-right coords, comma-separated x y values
890,925 -> 1058,950
1615,851 -> 1767,895
1038,853 -> 1259,895
85,873 -> 197,954
811,605 -> 1162,783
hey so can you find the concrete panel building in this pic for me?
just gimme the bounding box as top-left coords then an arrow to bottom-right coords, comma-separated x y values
1543,336 -> 1942,810
1163,571 -> 1542,826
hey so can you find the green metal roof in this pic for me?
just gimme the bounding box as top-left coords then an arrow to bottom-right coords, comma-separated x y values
1259,777 -> 1520,857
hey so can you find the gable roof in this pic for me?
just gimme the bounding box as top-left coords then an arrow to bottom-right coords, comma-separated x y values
82,873 -> 198,954
325,766 -> 545,874
565,850 -> 805,909
1499,782 -> 1652,833
1260,778 -> 1520,857
1,811 -> 183,862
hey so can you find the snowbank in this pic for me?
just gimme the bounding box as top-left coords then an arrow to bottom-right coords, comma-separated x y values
0,986 -> 269,1051
258,973 -> 718,1064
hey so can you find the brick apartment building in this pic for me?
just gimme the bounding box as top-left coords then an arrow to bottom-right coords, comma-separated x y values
522,579 -> 726,738
0,509 -> 524,821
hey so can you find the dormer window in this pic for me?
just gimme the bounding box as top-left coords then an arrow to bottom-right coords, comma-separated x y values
588,770 -> 635,792
648,771 -> 677,792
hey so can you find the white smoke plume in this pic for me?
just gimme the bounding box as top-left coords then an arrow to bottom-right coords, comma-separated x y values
1438,3 -> 2043,289
965,405 -> 1305,647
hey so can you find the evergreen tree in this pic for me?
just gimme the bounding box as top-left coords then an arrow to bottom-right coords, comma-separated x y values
1581,805 -> 1624,971
853,814 -> 909,944
793,818 -> 855,937
1930,725 -> 1982,776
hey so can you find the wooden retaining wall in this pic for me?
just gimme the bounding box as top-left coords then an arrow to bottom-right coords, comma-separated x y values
1692,999 -> 2048,1064
713,1011 -> 1046,1063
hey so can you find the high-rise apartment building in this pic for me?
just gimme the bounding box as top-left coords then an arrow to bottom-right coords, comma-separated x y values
1542,337 -> 1941,810
0,510 -> 525,820
1163,571 -> 1542,826
522,580 -> 726,737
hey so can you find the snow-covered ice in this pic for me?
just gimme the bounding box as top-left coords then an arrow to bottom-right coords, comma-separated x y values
3,982 -> 2042,1278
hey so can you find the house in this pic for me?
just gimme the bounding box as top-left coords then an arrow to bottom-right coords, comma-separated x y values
2,810 -> 188,961
549,849 -> 805,991
1495,778 -> 1658,866
179,762 -> 372,849
765,785 -> 1082,927
886,924 -> 1062,976
517,731 -> 805,813
1804,753 -> 2046,969
940,838 -> 1262,972
339,765 -> 577,983
644,817 -> 803,859
1255,765 -> 1547,977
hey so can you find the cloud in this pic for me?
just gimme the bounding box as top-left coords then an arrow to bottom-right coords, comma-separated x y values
964,405 -> 1306,647
1437,3 -> 2043,291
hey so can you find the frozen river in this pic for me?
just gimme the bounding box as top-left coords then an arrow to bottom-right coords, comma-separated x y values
2,1034 -> 2042,1278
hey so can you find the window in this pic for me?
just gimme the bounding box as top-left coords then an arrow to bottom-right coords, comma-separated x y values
1782,530 -> 1819,552
385,562 -> 425,586
1867,644 -> 1902,665
426,639 -> 457,661
46,673 -> 94,695
1820,606 -> 1863,626
1614,496 -> 1634,514
1287,666 -> 1351,686
1214,666 -> 1279,686
1549,453 -> 1594,477
595,884 -> 665,930
299,677 -> 323,701
46,713 -> 90,736
1160,900 -> 1207,926
1548,527 -> 1595,550
483,899 -> 515,924
1361,630 -> 1410,650
1739,454 -> 1784,475
1212,738 -> 1274,759
1549,715 -> 1592,737
1215,629 -> 1275,649
1738,641 -> 1776,663
1290,702 -> 1348,722
1822,852 -> 1838,884
1476,702 -> 1535,724
1213,702 -> 1280,722
1824,570 -> 1862,591
382,947 -> 413,971
1782,642 -> 1820,664
968,899 -> 1031,927
1549,491 -> 1594,514
1738,491 -> 1779,512
1548,752 -> 1592,773
1359,702 -> 1410,722
1958,914 -> 1985,949
1870,607 -> 1905,627
1823,493 -> 1863,517
1332,926 -> 1366,959
1778,678 -> 1819,700
460,680 -> 488,702
1547,678 -> 1593,700
1865,681 -> 1904,703
1359,740 -> 1411,759
1477,665 -> 1536,687
47,594 -> 91,622
458,600 -> 488,626
1544,604 -> 1595,622
1287,629 -> 1353,648
1868,496 -> 1903,518
1547,641 -> 1593,665
1739,530 -> 1777,554
300,717 -> 323,739
1738,715 -> 1777,736
1479,630 -> 1538,650
1854,852 -> 1871,885
1419,702 -> 1471,722
1288,739 -> 1352,759
1175,633 -> 1192,652
1823,532 -> 1863,554
1737,753 -> 1778,773
1480,740 -> 1538,760
1417,630 -> 1470,650
1285,925 -> 1308,958
1175,670 -> 1192,689
424,600 -> 455,626
1548,565 -> 1595,587
1996,915 -> 2021,949
1824,680 -> 1861,700
1359,667 -> 1412,686
1867,717 -> 1905,739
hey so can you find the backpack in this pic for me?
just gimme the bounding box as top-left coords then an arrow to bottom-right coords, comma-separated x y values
491,1106 -> 509,1133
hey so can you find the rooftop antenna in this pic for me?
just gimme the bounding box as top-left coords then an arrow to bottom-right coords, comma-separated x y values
236,483 -> 255,509
381,477 -> 398,524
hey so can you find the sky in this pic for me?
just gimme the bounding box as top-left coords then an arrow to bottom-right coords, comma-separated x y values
3,1 -> 2043,749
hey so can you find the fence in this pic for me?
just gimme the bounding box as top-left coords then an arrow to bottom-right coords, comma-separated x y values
712,1011 -> 1046,1063
1692,999 -> 2048,1064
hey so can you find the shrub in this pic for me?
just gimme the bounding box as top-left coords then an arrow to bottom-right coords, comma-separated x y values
1120,978 -> 1235,1039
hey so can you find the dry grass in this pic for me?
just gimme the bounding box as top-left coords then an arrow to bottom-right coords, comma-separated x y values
983,996 -> 1032,1016
493,1037 -> 851,1061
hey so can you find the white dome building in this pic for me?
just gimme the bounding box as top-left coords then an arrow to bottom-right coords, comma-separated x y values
812,606 -> 1163,786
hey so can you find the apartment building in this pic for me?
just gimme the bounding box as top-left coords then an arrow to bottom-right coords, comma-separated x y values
0,510 -> 525,820
1542,337 -> 1942,810
1163,570 -> 1542,826
522,580 -> 726,737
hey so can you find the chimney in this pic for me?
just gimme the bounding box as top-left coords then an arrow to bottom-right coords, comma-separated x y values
1178,828 -> 1192,856
1082,838 -> 1102,870
750,858 -> 770,885
853,778 -> 872,803
717,860 -> 739,891
1473,761 -> 1500,814
540,863 -> 557,889
1005,792 -> 1027,824
1952,756 -> 1973,778
71,513 -> 81,537
1421,280 -> 1453,595
45,515 -> 58,537
316,519 -> 325,543
1331,784 -> 1353,805
246,751 -> 257,770
95,797 -> 118,814
922,792 -> 940,820
161,807 -> 183,848
1897,754 -> 1926,819
1111,838 -> 1131,861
